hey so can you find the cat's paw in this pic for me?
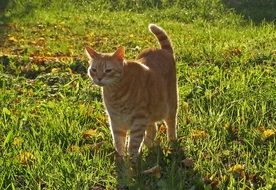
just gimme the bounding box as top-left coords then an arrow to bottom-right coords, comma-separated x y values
167,139 -> 185,160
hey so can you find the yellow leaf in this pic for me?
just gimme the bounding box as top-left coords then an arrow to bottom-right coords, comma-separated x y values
223,122 -> 230,129
142,165 -> 161,178
82,129 -> 97,139
30,40 -> 37,45
13,137 -> 24,146
38,37 -> 45,41
262,129 -> 275,139
67,145 -> 80,153
228,164 -> 244,172
162,145 -> 172,155
17,151 -> 35,164
228,164 -> 246,178
8,36 -> 18,43
51,68 -> 59,73
191,130 -> 208,140
129,34 -> 134,38
67,68 -> 73,75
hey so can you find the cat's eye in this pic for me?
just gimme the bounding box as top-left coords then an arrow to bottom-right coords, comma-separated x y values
105,69 -> 112,73
91,68 -> 97,72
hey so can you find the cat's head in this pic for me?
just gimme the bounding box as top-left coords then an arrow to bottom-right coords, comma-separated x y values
85,47 -> 125,86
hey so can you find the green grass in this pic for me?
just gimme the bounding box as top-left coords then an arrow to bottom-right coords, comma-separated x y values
1,0 -> 276,189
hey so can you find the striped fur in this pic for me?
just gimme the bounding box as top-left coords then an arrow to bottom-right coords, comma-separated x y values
148,24 -> 173,54
85,24 -> 178,160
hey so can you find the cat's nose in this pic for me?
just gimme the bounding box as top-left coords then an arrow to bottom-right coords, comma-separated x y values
97,77 -> 103,81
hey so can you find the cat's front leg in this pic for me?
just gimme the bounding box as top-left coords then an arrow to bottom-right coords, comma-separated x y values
110,119 -> 127,157
127,120 -> 147,160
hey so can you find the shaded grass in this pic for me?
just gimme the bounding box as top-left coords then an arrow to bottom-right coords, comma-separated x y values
1,0 -> 276,189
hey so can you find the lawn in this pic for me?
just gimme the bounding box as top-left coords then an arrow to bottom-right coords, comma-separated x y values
0,0 -> 275,189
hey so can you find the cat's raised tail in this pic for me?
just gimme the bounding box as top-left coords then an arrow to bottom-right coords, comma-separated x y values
148,24 -> 173,54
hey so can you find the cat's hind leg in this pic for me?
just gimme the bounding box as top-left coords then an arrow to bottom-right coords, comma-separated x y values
164,113 -> 177,142
144,123 -> 157,148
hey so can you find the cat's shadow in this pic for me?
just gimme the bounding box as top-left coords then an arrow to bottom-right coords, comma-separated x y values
114,141 -> 204,190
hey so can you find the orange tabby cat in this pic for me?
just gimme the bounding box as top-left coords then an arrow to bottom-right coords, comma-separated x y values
85,24 -> 178,160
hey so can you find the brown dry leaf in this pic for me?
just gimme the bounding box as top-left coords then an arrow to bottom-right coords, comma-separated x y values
142,165 -> 161,179
204,175 -> 219,189
29,37 -> 46,46
158,123 -> 166,134
17,151 -> 36,164
182,158 -> 194,168
82,129 -> 97,139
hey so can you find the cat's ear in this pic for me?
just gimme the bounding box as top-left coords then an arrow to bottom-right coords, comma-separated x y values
85,47 -> 99,60
113,46 -> 125,61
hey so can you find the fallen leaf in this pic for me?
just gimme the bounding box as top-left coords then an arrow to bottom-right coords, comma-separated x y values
191,130 -> 208,140
17,151 -> 36,164
228,164 -> 245,178
13,137 -> 24,146
182,158 -> 194,168
262,129 -> 275,140
204,175 -> 219,189
82,129 -> 97,139
228,164 -> 244,172
223,122 -> 230,129
158,123 -> 166,134
142,165 -> 161,179
8,36 -> 18,43
51,68 -> 60,73
162,145 -> 172,156
67,145 -> 80,153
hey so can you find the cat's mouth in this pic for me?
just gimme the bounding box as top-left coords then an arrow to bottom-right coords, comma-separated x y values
97,82 -> 105,86
93,79 -> 116,87
94,80 -> 106,87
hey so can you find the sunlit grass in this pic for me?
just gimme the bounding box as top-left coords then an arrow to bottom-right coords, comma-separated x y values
0,0 -> 275,189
